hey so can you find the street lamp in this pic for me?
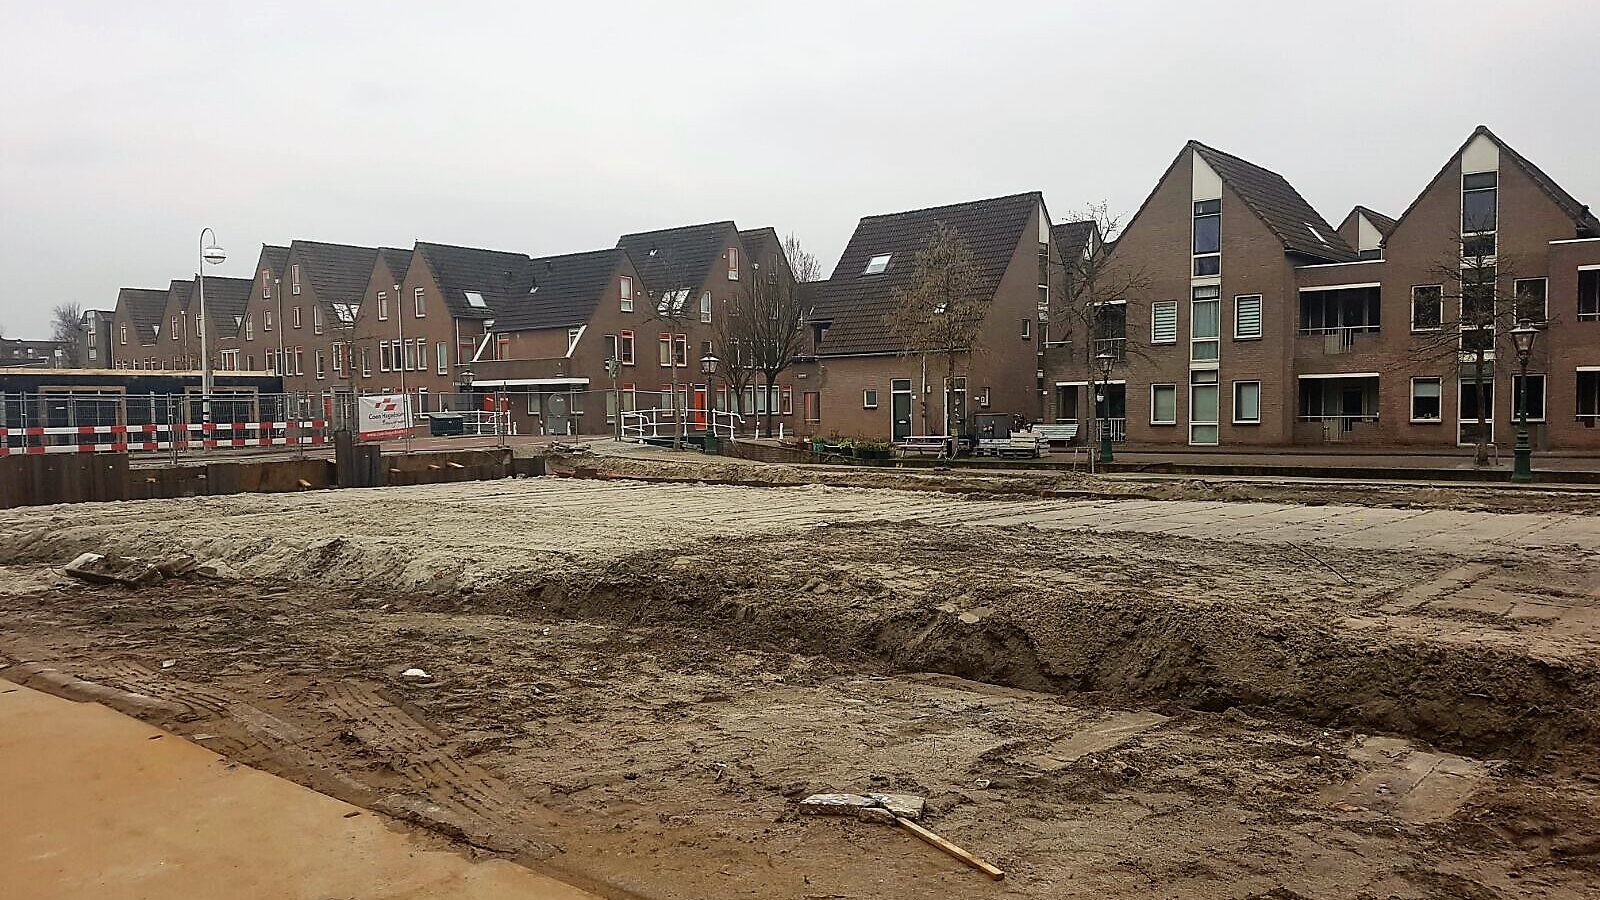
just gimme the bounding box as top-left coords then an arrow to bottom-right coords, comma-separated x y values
700,351 -> 720,440
198,229 -> 226,435
1095,349 -> 1115,465
603,356 -> 621,441
1510,318 -> 1539,484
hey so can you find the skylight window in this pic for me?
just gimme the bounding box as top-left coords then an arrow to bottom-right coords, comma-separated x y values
464,290 -> 488,309
863,254 -> 892,276
1306,224 -> 1328,245
657,288 -> 689,314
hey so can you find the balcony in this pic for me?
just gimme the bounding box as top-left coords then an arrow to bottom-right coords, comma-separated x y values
1093,337 -> 1127,361
1296,325 -> 1379,355
470,356 -> 581,388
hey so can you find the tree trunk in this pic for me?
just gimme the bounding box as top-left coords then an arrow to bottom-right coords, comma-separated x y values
669,346 -> 683,450
945,353 -> 958,441
763,373 -> 776,438
919,354 -> 930,435
1473,352 -> 1489,467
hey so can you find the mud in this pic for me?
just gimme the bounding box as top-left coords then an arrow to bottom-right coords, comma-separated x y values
3,467 -> 1600,898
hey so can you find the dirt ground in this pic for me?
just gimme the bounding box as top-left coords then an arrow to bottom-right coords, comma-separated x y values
3,462 -> 1600,899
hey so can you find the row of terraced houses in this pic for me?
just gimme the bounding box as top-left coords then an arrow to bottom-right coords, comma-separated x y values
103,126 -> 1600,450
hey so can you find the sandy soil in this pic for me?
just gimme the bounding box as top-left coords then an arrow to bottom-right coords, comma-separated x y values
3,467 -> 1600,898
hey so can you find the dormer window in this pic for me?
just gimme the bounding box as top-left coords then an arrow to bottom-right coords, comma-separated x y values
727,247 -> 740,281
863,254 -> 892,276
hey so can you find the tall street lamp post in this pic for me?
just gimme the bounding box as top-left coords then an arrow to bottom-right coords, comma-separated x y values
1095,349 -> 1115,465
198,230 -> 226,439
700,351 -> 720,449
1510,319 -> 1539,484
605,356 -> 622,442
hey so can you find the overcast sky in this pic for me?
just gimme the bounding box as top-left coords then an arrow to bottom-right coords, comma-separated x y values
3,1 -> 1597,337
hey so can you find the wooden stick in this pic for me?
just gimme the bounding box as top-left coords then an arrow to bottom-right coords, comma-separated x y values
895,816 -> 1005,880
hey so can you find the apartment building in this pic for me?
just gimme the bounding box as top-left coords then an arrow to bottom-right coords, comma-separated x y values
232,240 -> 385,392
79,309 -> 114,368
0,338 -> 73,369
805,192 -> 1062,440
1044,126 -> 1600,451
152,276 -> 252,371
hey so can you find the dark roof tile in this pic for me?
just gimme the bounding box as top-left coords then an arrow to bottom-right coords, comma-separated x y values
1051,220 -> 1099,261
414,241 -> 535,320
492,248 -> 624,333
811,192 -> 1040,356
617,221 -> 735,295
1189,142 -> 1356,262
116,287 -> 168,343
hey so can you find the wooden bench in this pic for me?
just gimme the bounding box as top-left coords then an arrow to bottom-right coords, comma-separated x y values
896,435 -> 953,458
1031,423 -> 1079,446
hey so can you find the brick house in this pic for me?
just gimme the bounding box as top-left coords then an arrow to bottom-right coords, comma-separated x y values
78,308 -> 114,369
234,240 -> 383,394
110,287 -> 167,369
223,244 -> 289,374
805,192 -> 1062,440
1046,127 -> 1600,452
154,276 -> 252,372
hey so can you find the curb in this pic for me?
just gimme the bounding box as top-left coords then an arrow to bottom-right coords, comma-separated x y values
1,662 -> 191,721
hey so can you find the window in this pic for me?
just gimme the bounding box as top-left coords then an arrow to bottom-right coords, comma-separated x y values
1191,286 -> 1220,362
1411,285 -> 1443,331
1411,377 -> 1442,421
1462,171 -> 1498,239
674,334 -> 688,367
1581,270 -> 1600,321
119,323 -> 127,344
619,331 -> 635,365
1193,199 -> 1220,276
658,333 -> 672,367
377,291 -> 388,321
1232,381 -> 1261,424
802,390 -> 819,423
700,291 -> 712,324
295,347 -> 304,375
413,287 -> 425,318
333,343 -> 344,375
244,318 -> 253,341
379,340 -> 392,372
262,271 -> 271,299
361,348 -> 371,378
315,349 -> 326,380
620,276 -> 634,312
1150,300 -> 1178,345
291,264 -> 301,294
863,254 -> 891,276
1512,373 -> 1546,422
1234,295 -> 1262,339
727,247 -> 739,281
291,306 -> 302,328
978,386 -> 991,409
863,389 -> 879,409
1190,369 -> 1220,445
313,305 -> 323,334
567,328 -> 582,355
1021,318 -> 1031,339
170,316 -> 178,340
1514,278 -> 1547,323
1579,371 -> 1600,421
1460,266 -> 1497,355
1150,384 -> 1177,425
264,309 -> 273,331
604,333 -> 619,363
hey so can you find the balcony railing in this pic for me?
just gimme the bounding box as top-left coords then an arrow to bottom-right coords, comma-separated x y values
1297,414 -> 1378,442
1094,337 -> 1127,361
1297,325 -> 1378,353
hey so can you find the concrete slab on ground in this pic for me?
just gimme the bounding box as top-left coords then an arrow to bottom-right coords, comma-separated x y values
0,679 -> 594,900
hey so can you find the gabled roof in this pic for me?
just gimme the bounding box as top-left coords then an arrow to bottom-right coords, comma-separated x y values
413,241 -> 534,320
1189,141 -> 1356,262
1352,206 -> 1397,237
377,247 -> 413,282
1390,126 -> 1600,240
738,227 -> 778,262
616,221 -> 735,295
197,276 -> 253,336
492,248 -> 624,333
288,240 -> 381,306
258,244 -> 289,280
115,287 -> 168,343
166,279 -> 195,315
810,192 -> 1041,356
1051,220 -> 1099,260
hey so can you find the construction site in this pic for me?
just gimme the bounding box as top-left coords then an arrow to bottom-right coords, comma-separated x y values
3,445 -> 1599,899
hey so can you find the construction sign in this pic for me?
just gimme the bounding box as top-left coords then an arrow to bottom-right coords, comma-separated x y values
357,394 -> 412,441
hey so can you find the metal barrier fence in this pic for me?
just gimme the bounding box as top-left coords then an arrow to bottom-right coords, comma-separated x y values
0,392 -> 327,456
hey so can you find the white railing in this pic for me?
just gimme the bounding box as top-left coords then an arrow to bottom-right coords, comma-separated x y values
1298,414 -> 1378,441
620,407 -> 743,442
1299,325 -> 1378,352
1091,417 -> 1127,444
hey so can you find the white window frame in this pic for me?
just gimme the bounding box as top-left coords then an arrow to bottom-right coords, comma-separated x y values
727,247 -> 739,280
1191,291 -> 1220,364
1150,383 -> 1177,425
414,287 -> 426,318
620,276 -> 634,312
1514,277 -> 1548,323
291,306 -> 302,329
863,254 -> 891,276
1410,284 -> 1444,332
1512,372 -> 1547,423
119,323 -> 127,345
312,305 -> 323,334
1410,376 -> 1443,423
1231,380 -> 1261,424
377,291 -> 388,321
700,292 -> 712,324
291,264 -> 301,294
1021,318 -> 1031,339
315,349 -> 326,380
863,389 -> 879,409
978,386 -> 991,409
1233,295 -> 1262,340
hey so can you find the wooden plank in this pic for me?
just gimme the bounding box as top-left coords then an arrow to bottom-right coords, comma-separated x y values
895,816 -> 1004,880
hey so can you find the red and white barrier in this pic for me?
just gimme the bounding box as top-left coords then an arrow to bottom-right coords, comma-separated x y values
0,420 -> 327,456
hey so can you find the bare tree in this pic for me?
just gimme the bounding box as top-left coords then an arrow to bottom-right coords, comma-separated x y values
883,224 -> 985,438
1407,234 -> 1544,466
51,302 -> 84,366
719,233 -> 819,437
1046,203 -> 1154,442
